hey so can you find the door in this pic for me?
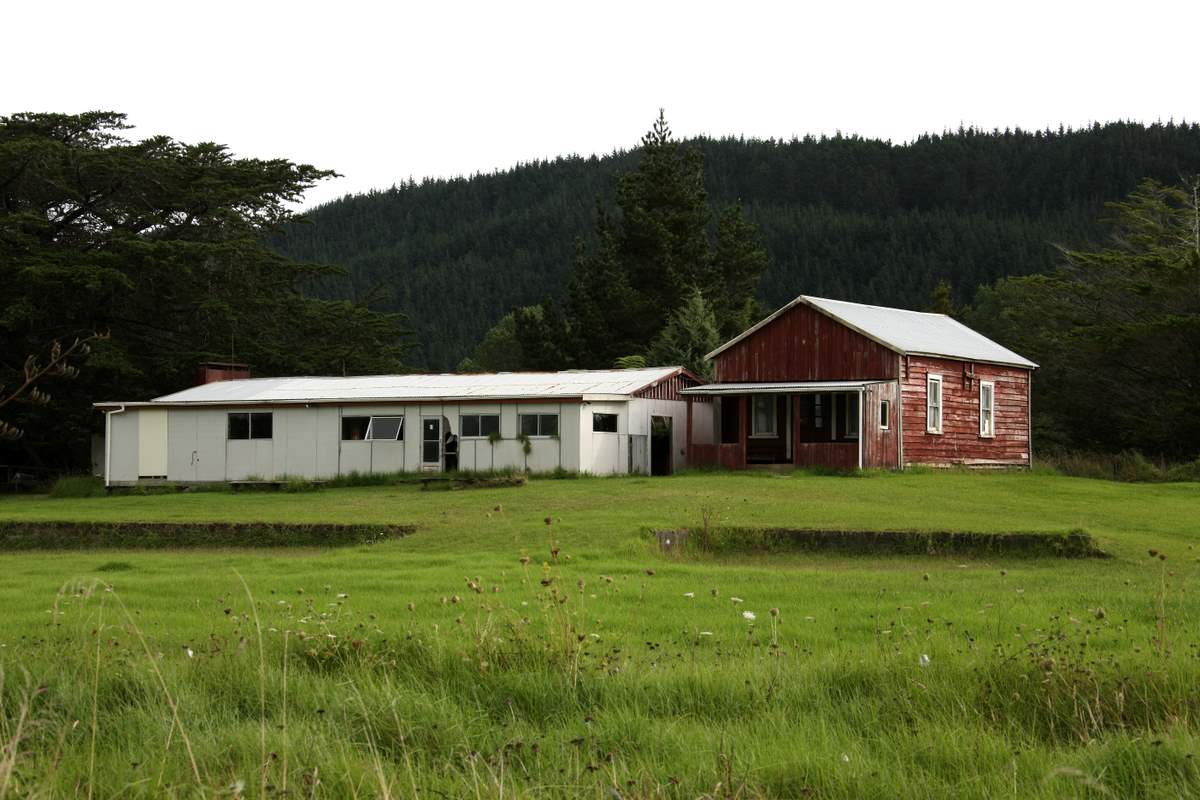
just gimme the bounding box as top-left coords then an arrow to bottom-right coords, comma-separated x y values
138,409 -> 168,479
421,417 -> 442,470
650,415 -> 673,476
167,411 -> 198,481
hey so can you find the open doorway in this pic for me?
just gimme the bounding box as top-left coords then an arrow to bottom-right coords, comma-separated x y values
650,416 -> 673,476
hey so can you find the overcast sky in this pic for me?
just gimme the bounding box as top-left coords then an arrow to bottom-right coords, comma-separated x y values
7,0 -> 1197,209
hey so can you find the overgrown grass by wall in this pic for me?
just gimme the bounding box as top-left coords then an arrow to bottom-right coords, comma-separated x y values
0,521 -> 413,549
673,526 -> 1106,558
1038,450 -> 1200,482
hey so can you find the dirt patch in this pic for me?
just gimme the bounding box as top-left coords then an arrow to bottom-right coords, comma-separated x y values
660,526 -> 1106,558
0,521 -> 414,550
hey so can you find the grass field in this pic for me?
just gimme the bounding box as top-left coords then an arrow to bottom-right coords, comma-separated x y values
0,470 -> 1198,798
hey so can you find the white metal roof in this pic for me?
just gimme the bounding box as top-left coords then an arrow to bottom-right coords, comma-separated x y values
682,380 -> 889,395
706,295 -> 1038,369
105,367 -> 687,406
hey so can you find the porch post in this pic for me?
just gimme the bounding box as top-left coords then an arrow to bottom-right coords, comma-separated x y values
792,394 -> 801,465
738,395 -> 748,467
857,388 -> 864,469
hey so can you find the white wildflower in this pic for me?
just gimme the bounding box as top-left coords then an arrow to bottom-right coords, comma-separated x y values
919,653 -> 930,668
699,631 -> 713,636
684,592 -> 695,598
730,596 -> 744,604
185,647 -> 194,658
742,611 -> 756,621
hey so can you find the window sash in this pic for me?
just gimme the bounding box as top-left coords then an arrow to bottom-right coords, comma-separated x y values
880,400 -> 890,430
926,375 -> 942,433
979,382 -> 995,437
227,413 -> 250,440
844,393 -> 859,439
229,412 -> 271,440
519,413 -> 559,437
461,414 -> 499,438
250,413 -> 273,440
341,416 -> 370,441
592,413 -> 618,433
366,416 -> 403,441
750,396 -> 776,437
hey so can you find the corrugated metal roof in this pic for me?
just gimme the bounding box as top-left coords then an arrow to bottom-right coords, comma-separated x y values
682,380 -> 889,395
706,295 -> 1038,369
138,367 -> 685,405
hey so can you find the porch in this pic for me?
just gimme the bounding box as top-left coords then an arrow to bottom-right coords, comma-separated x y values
684,381 -> 876,470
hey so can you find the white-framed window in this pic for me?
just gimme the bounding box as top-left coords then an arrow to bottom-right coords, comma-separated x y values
342,415 -> 404,441
518,413 -> 558,437
367,416 -> 404,441
592,412 -> 618,433
460,413 -> 500,438
750,395 -> 777,437
879,399 -> 890,430
979,381 -> 995,438
228,412 -> 272,440
926,374 -> 943,434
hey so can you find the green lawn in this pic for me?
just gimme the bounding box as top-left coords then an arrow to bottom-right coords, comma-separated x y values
0,471 -> 1197,798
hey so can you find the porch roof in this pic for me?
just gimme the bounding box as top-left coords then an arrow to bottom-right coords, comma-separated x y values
681,380 -> 888,395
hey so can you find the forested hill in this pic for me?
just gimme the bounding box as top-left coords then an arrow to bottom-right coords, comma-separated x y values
273,122 -> 1200,370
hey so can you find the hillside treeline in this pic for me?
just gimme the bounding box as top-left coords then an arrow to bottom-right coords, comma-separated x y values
274,121 -> 1200,370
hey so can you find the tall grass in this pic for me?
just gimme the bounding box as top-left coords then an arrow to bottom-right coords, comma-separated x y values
1,543 -> 1198,798
1039,449 -> 1200,482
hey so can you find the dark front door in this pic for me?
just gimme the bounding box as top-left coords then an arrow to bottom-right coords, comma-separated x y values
650,416 -> 673,475
422,417 -> 441,468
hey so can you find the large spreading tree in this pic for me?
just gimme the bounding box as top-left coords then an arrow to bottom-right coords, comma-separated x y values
0,111 -> 412,467
968,178 -> 1200,458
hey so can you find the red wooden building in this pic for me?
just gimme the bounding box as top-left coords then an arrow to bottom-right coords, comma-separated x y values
683,296 -> 1037,470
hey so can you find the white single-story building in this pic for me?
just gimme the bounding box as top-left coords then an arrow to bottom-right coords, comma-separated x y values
96,367 -> 705,485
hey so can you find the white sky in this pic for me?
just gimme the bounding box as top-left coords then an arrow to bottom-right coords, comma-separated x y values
6,0 -> 1197,209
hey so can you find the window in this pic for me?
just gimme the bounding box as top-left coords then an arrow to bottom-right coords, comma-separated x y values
926,374 -> 943,434
342,416 -> 403,441
979,381 -> 995,438
342,416 -> 370,441
844,392 -> 859,439
367,416 -> 404,441
460,414 -> 500,438
228,412 -> 272,440
518,413 -> 558,437
750,395 -> 777,437
880,399 -> 890,430
592,412 -> 618,433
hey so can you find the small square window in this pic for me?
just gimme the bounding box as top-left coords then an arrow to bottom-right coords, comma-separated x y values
250,412 -> 273,439
593,412 -> 618,433
228,412 -> 250,440
461,414 -> 500,438
519,413 -> 558,437
342,416 -> 370,441
461,415 -> 480,438
519,414 -> 538,437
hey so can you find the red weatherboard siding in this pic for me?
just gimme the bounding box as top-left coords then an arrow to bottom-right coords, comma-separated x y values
901,356 -> 1030,467
863,381 -> 900,468
713,303 -> 898,382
